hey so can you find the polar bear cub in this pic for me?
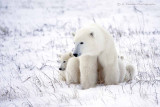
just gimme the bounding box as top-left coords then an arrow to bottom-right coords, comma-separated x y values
59,52 -> 80,84
79,55 -> 98,89
58,52 -> 73,81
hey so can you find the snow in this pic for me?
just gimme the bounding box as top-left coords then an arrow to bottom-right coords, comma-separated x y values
0,0 -> 160,106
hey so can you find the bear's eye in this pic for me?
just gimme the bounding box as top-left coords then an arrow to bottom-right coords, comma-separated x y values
80,42 -> 84,44
63,61 -> 66,63
90,32 -> 93,36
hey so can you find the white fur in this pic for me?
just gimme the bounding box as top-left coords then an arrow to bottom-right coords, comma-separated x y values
118,58 -> 126,83
65,57 -> 80,84
79,55 -> 98,89
59,71 -> 66,81
125,65 -> 135,81
97,56 -> 135,84
74,24 -> 120,86
58,52 -> 80,84
118,55 -> 136,82
58,52 -> 73,81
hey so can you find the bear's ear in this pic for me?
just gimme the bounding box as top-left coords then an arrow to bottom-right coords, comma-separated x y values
72,32 -> 75,37
69,52 -> 73,57
90,32 -> 94,37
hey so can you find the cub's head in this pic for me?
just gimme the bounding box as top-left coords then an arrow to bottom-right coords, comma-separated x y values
58,52 -> 73,71
73,25 -> 106,57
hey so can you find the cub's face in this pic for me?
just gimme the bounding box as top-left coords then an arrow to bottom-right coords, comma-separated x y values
59,53 -> 72,71
59,59 -> 67,71
73,29 -> 99,57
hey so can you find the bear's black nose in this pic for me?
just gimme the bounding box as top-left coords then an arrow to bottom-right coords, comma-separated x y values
73,53 -> 78,57
59,68 -> 62,70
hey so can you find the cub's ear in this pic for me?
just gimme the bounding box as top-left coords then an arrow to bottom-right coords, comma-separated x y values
72,32 -> 75,37
90,32 -> 94,37
69,52 -> 73,57
57,54 -> 61,58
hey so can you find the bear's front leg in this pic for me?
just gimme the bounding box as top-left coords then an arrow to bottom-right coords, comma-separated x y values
79,55 -> 98,89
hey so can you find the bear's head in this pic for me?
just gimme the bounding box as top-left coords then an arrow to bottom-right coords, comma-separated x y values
73,25 -> 107,57
58,52 -> 73,71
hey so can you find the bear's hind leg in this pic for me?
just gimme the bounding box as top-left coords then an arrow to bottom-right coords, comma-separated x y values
103,64 -> 120,85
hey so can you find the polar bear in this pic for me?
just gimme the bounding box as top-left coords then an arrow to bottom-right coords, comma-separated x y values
58,52 -> 73,81
79,55 -> 98,89
73,23 -> 120,87
59,52 -> 80,84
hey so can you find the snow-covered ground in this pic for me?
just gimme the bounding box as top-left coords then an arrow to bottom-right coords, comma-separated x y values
0,0 -> 160,106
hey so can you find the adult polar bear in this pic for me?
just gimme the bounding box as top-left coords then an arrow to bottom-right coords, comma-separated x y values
73,23 -> 120,88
